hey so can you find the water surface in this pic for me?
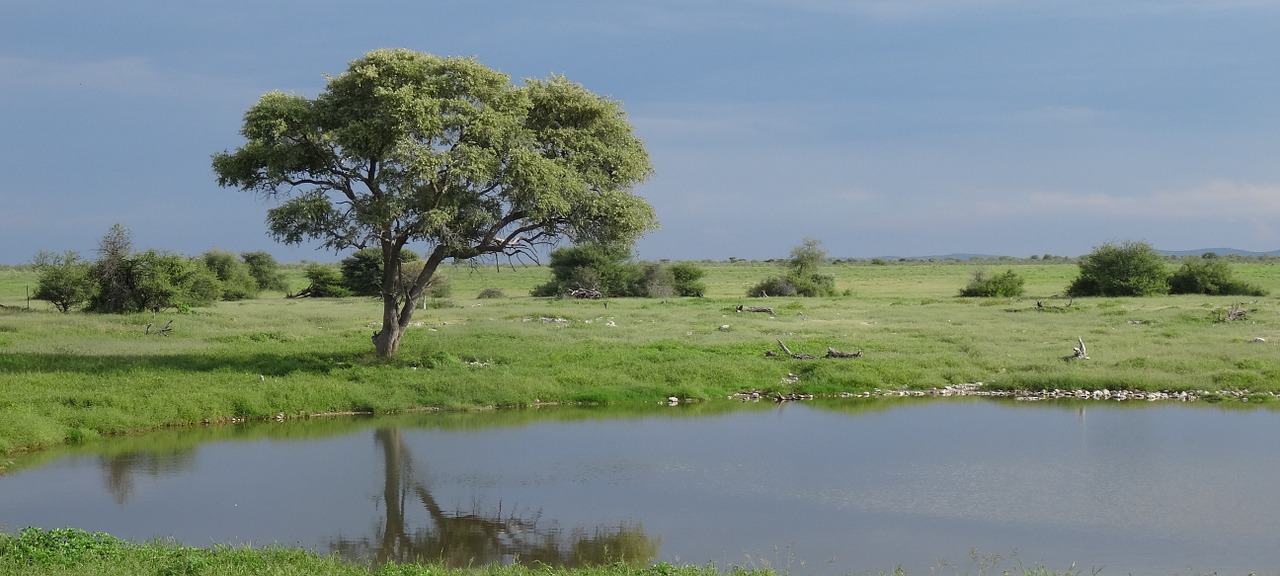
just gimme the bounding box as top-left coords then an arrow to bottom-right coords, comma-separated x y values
2,399 -> 1278,575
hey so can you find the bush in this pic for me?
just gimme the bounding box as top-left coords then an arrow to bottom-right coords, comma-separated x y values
1168,258 -> 1267,296
240,251 -> 288,291
959,269 -> 1026,297
747,276 -> 798,297
130,250 -> 221,311
300,264 -> 350,297
1066,241 -> 1169,297
533,244 -> 639,297
477,287 -> 505,299
748,238 -> 838,297
79,225 -> 223,313
201,249 -> 259,300
533,245 -> 707,299
32,250 -> 93,312
669,262 -> 707,297
339,248 -> 420,297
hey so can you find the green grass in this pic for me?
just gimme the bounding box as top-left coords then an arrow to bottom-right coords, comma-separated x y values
3,261 -> 1280,461
0,527 -> 1086,576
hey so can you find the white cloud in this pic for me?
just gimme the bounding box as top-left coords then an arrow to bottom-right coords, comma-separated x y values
1025,181 -> 1280,220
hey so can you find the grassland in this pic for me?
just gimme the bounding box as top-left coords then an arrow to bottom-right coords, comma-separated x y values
2,260 -> 1280,462
3,260 -> 1275,575
0,527 -> 1082,576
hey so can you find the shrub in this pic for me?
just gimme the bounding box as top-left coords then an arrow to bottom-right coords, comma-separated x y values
87,224 -> 135,313
477,287 -> 505,299
669,262 -> 707,297
1066,241 -> 1169,297
130,250 -> 221,311
959,269 -> 1026,297
533,244 -> 639,297
747,276 -> 798,297
748,238 -> 838,297
240,251 -> 288,291
32,250 -> 93,312
201,249 -> 258,300
1168,258 -> 1267,296
299,264 -> 350,297
340,247 -> 420,297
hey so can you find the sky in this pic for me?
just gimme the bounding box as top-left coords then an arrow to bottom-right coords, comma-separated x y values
4,1 -> 1280,264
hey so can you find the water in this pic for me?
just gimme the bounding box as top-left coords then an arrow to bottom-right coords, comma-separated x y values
2,399 -> 1279,575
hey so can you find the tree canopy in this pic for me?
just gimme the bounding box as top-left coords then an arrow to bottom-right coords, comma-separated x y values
213,49 -> 657,356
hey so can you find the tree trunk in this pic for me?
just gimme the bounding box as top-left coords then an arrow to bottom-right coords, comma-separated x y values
372,246 -> 448,358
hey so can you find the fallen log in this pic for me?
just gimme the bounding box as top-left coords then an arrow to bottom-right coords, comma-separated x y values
737,305 -> 775,316
568,287 -> 602,300
1218,302 -> 1248,322
824,347 -> 862,358
774,339 -> 814,359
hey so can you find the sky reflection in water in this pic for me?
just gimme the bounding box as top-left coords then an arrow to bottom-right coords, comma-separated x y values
2,399 -> 1279,575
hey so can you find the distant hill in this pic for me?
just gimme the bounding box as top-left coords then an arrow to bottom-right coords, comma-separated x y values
866,248 -> 1280,261
1156,247 -> 1280,257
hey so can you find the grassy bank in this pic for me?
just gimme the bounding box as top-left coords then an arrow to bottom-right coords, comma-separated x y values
3,261 -> 1280,460
0,527 -> 1080,576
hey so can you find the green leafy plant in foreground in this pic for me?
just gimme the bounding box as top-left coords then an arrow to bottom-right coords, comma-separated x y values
0,528 -> 1088,576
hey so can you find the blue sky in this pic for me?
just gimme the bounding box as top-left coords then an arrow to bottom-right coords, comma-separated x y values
4,1 -> 1280,264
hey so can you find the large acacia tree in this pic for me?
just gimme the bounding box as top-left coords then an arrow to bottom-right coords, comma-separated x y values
213,49 -> 656,357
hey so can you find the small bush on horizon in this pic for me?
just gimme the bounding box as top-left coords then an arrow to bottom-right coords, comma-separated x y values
748,238 -> 837,297
1066,240 -> 1169,297
1168,257 -> 1267,296
958,269 -> 1026,297
533,244 -> 706,298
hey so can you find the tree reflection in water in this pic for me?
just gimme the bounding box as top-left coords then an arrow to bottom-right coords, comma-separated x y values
101,450 -> 197,504
330,428 -> 658,569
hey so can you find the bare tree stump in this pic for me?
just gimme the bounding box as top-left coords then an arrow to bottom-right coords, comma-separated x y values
1064,336 -> 1088,360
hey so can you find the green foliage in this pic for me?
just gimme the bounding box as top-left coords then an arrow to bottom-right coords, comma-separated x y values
32,250 -> 93,312
0,527 -> 124,566
339,248 -> 420,297
1066,240 -> 1169,297
77,226 -> 223,313
958,269 -> 1026,297
201,249 -> 259,300
748,238 -> 837,297
241,251 -> 288,291
788,237 -> 828,278
131,250 -> 221,312
301,264 -> 351,297
533,245 -> 704,298
1168,258 -> 1267,296
212,49 -> 657,356
746,276 -> 798,297
669,262 -> 707,297
534,244 -> 637,297
87,223 -> 135,313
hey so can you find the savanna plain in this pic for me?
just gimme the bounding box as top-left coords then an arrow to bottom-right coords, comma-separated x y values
2,259 -> 1279,576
